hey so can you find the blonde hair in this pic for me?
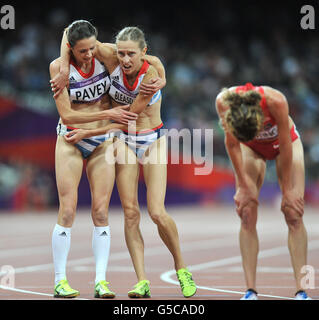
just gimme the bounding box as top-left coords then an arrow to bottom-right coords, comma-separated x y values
223,89 -> 264,142
115,26 -> 147,50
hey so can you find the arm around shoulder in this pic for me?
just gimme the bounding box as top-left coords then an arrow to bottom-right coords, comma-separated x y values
144,55 -> 166,80
50,58 -> 108,124
49,58 -> 61,79
94,41 -> 118,71
129,66 -> 160,114
139,56 -> 166,94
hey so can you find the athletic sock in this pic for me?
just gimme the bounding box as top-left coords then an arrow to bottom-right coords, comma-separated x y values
52,224 -> 71,285
92,226 -> 111,284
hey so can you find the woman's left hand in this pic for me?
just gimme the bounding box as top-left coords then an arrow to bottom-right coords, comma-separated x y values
64,129 -> 88,144
140,77 -> 166,95
50,69 -> 69,98
281,189 -> 304,216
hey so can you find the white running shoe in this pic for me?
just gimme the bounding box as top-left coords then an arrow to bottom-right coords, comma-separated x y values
240,289 -> 258,300
295,291 -> 312,300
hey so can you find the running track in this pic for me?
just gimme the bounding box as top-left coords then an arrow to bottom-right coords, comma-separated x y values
0,205 -> 318,300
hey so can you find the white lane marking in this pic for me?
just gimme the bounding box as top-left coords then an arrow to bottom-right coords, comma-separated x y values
2,237 -> 319,299
0,285 -> 88,300
0,237 -> 235,298
160,240 -> 319,300
0,237 -> 236,276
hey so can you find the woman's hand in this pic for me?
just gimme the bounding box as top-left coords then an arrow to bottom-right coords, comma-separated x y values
139,77 -> 166,95
234,185 -> 259,217
281,189 -> 304,216
105,105 -> 138,124
50,68 -> 69,98
64,129 -> 89,144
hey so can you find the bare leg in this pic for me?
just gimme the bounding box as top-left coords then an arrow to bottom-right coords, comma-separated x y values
115,139 -> 147,282
86,139 -> 115,227
276,139 -> 308,291
286,217 -> 308,291
143,136 -> 186,271
53,136 -> 83,288
239,203 -> 259,290
237,144 -> 266,291
55,136 -> 83,227
86,140 -> 116,289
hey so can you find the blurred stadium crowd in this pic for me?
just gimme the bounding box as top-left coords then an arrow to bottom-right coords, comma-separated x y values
1,2 -> 319,210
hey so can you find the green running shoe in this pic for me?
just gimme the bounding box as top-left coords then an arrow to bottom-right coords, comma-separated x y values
128,280 -> 151,298
94,280 -> 116,298
176,268 -> 197,298
54,279 -> 80,298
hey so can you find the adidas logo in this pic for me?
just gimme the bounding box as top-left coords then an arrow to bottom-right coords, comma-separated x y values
59,231 -> 67,236
112,76 -> 119,81
100,231 -> 108,236
69,76 -> 76,83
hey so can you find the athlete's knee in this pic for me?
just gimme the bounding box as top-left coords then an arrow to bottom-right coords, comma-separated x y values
123,202 -> 140,228
91,204 -> 108,226
282,207 -> 303,231
148,205 -> 167,225
239,205 -> 257,231
58,204 -> 76,226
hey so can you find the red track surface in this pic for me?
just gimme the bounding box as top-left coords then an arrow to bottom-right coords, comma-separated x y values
1,205 -> 318,300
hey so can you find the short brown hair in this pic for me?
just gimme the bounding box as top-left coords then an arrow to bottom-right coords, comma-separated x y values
223,89 -> 264,142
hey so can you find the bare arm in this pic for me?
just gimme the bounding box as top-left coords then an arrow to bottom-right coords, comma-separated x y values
49,59 -> 137,124
50,59 -> 104,124
94,41 -> 118,71
59,29 -> 71,73
140,55 -> 166,95
95,42 -> 166,94
215,92 -> 258,213
143,55 -> 165,79
265,88 -> 292,192
129,65 -> 160,114
216,93 -> 249,188
51,31 -> 166,96
64,122 -> 127,144
64,66 -> 160,143
265,87 -> 304,215
50,29 -> 71,97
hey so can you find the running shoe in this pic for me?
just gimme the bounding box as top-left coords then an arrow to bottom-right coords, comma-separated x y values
240,289 -> 258,300
176,268 -> 197,298
128,280 -> 151,298
94,280 -> 116,298
295,290 -> 312,300
54,279 -> 80,298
